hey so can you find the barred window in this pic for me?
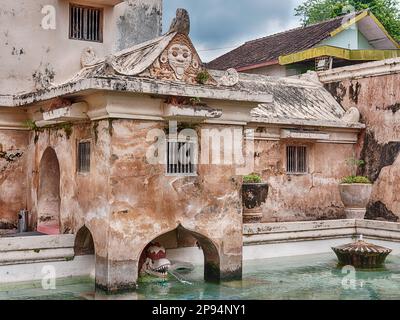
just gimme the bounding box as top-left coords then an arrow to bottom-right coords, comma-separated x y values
69,4 -> 103,42
167,141 -> 197,176
286,146 -> 308,174
77,141 -> 91,173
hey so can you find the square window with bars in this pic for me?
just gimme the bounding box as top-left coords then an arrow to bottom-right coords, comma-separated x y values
77,141 -> 91,173
286,146 -> 308,174
167,140 -> 197,176
69,4 -> 103,42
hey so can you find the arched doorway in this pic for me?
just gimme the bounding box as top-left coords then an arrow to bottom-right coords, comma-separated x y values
138,225 -> 221,283
74,226 -> 95,256
37,147 -> 61,235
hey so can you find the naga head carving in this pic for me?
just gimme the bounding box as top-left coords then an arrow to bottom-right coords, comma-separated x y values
139,243 -> 171,279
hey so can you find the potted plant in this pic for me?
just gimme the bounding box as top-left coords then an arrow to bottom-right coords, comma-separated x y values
339,158 -> 372,219
242,173 -> 269,223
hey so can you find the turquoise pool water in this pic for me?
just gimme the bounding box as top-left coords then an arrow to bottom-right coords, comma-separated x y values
2,253 -> 400,300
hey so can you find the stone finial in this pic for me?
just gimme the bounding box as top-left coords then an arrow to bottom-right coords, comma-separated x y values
169,8 -> 190,35
299,71 -> 323,86
103,54 -> 116,75
219,68 -> 239,87
81,47 -> 99,68
342,107 -> 361,124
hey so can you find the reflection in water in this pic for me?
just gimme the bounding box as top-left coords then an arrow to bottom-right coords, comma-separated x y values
81,291 -> 140,301
2,253 -> 400,300
168,269 -> 193,286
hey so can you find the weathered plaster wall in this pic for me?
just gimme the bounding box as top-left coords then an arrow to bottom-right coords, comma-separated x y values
26,120 -> 112,245
324,71 -> 400,221
254,139 -> 354,222
113,0 -> 163,51
0,0 -> 162,94
100,119 -> 243,291
0,130 -> 29,228
20,117 -> 242,291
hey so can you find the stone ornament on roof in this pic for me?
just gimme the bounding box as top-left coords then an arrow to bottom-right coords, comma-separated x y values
342,107 -> 361,124
168,8 -> 190,35
218,68 -> 240,86
69,9 -> 251,89
80,47 -> 100,68
72,8 -> 222,86
145,33 -> 208,84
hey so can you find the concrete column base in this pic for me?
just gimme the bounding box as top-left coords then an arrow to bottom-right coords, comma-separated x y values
95,255 -> 138,294
243,208 -> 263,224
345,208 -> 366,220
205,254 -> 243,283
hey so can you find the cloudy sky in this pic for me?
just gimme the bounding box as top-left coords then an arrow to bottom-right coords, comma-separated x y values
163,0 -> 305,62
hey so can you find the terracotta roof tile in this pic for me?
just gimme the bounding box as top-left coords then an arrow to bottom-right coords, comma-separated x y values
207,15 -> 347,70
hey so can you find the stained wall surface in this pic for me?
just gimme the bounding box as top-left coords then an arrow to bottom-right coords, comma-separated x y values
0,0 -> 162,94
323,62 -> 400,221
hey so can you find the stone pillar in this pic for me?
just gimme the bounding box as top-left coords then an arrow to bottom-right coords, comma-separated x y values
95,255 -> 138,293
204,255 -> 243,283
197,229 -> 243,283
220,255 -> 243,282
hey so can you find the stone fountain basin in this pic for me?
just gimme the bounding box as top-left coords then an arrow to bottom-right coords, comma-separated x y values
332,240 -> 392,269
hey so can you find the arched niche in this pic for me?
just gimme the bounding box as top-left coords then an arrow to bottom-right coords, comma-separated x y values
74,225 -> 95,256
37,147 -> 61,235
138,225 -> 221,283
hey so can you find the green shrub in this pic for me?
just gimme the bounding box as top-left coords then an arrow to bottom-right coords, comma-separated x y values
189,97 -> 202,105
23,119 -> 39,131
341,176 -> 371,184
243,173 -> 262,183
196,70 -> 210,84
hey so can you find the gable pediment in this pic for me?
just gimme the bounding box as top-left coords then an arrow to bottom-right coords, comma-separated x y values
141,33 -> 215,85
76,32 -> 218,86
72,9 -> 238,88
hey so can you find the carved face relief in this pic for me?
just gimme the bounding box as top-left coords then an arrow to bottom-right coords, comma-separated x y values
167,44 -> 193,80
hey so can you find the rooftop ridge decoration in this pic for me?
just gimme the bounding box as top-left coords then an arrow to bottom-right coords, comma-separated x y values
73,8 -> 219,87
168,8 -> 190,35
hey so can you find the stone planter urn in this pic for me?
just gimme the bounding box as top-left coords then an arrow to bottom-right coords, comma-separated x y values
339,183 -> 373,219
242,182 -> 269,223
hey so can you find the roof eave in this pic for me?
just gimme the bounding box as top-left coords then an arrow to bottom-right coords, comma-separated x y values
330,10 -> 400,49
3,77 -> 273,107
236,59 -> 280,72
250,117 -> 365,130
279,46 -> 400,65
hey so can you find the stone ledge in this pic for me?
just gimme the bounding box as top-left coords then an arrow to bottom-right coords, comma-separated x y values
0,256 -> 95,284
244,219 -> 400,245
318,58 -> 400,83
244,219 -> 357,235
1,78 -> 273,108
0,235 -> 75,265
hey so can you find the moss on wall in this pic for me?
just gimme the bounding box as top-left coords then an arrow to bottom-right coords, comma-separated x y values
366,201 -> 399,222
359,130 -> 400,182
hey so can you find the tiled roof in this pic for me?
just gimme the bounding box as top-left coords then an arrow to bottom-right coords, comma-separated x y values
207,15 -> 348,70
0,28 -> 364,129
